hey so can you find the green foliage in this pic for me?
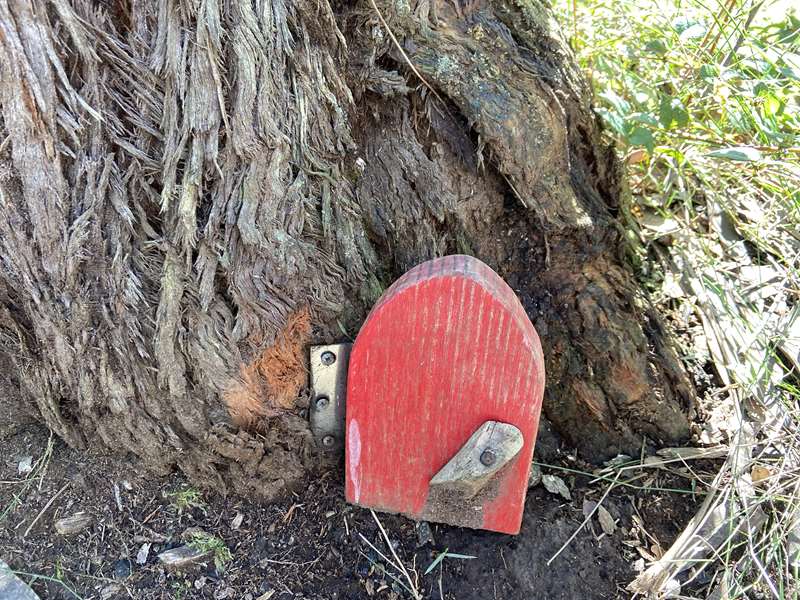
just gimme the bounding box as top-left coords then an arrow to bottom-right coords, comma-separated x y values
188,533 -> 232,573
171,581 -> 191,600
166,487 -> 206,515
553,0 -> 799,237
552,1 -> 800,597
423,548 -> 476,575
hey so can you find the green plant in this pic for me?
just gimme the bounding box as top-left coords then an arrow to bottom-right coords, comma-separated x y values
423,548 -> 476,575
551,0 -> 800,597
187,532 -> 232,573
171,580 -> 190,600
166,487 -> 206,515
555,0 -> 799,263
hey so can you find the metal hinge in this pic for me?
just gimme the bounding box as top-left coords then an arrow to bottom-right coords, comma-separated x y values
309,343 -> 351,451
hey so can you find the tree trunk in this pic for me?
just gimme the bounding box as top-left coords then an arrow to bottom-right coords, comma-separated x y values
0,0 -> 693,500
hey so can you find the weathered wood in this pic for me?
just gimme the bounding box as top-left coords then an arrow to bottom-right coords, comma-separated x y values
345,256 -> 544,534
54,512 -> 92,536
157,546 -> 210,571
429,421 -> 524,498
0,0 -> 693,498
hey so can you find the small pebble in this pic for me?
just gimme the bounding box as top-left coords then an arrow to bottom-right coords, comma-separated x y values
112,559 -> 132,579
528,463 -> 542,488
136,543 -> 151,565
416,522 -> 435,547
17,456 -> 33,476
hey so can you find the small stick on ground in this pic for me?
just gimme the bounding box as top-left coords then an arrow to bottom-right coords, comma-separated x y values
547,470 -> 621,566
23,482 -> 69,537
357,510 -> 421,599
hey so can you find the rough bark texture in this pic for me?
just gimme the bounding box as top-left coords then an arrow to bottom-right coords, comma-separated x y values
0,0 -> 693,499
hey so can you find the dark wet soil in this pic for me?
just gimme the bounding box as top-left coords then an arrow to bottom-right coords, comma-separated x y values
0,421 -> 708,600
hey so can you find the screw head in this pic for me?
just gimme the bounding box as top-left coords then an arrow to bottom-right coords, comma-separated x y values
321,435 -> 335,447
320,351 -> 336,366
479,449 -> 497,467
315,396 -> 330,410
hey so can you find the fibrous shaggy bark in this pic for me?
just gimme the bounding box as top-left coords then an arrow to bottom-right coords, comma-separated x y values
0,0 -> 693,499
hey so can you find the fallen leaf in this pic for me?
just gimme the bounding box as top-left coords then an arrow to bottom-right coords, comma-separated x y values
597,505 -> 617,535
636,545 -> 656,561
751,465 -> 771,485
231,512 -> 244,530
582,500 -> 598,518
627,148 -> 648,164
542,474 -> 571,500
650,542 -> 664,559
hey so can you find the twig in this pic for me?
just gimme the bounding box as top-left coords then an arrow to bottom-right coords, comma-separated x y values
547,470 -> 622,565
368,510 -> 421,599
358,550 -> 418,598
367,0 -> 445,106
23,483 -> 68,537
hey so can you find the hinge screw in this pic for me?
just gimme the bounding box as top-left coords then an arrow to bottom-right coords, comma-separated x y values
479,449 -> 496,467
315,396 -> 330,410
321,351 -> 336,366
322,435 -> 335,447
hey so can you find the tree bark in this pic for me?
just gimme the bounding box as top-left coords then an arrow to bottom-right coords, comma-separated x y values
0,0 -> 693,499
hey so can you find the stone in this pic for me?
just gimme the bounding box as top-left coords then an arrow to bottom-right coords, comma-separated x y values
415,522 -> 434,548
157,546 -> 210,570
112,559 -> 132,579
527,463 -> 542,488
136,543 -> 151,565
54,512 -> 92,536
17,457 -> 33,476
0,560 -> 40,600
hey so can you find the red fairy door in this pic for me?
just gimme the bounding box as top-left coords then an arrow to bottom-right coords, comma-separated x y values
345,255 -> 545,534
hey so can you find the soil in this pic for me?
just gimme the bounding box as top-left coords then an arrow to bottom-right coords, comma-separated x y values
1,421 -> 710,600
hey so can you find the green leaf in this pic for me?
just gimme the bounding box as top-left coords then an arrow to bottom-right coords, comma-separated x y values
659,96 -> 689,129
673,102 -> 689,128
755,85 -> 783,118
706,146 -> 763,162
424,549 -> 449,575
627,126 -> 655,153
645,39 -> 668,55
699,64 -> 717,80
629,112 -> 659,127
599,90 -> 631,116
424,549 -> 476,575
596,107 -> 626,136
659,95 -> 674,128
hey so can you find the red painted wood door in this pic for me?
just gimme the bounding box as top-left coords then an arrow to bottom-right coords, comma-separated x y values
345,255 -> 545,534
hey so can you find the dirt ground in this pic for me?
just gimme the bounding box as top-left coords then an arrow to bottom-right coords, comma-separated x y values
0,418 -> 713,600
